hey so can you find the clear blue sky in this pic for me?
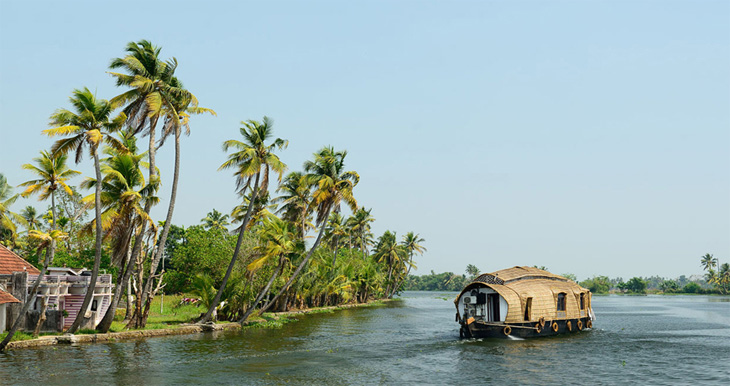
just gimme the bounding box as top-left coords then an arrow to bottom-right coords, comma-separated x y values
1,0 -> 728,280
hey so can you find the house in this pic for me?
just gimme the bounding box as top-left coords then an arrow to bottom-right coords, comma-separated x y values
0,244 -> 113,331
0,287 -> 20,333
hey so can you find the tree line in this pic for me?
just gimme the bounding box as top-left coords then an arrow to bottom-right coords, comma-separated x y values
404,258 -> 729,295
0,40 -> 425,350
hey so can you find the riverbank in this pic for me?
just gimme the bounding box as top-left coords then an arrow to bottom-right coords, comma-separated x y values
3,299 -> 391,351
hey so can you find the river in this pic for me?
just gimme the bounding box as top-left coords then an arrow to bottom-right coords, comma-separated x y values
1,292 -> 729,385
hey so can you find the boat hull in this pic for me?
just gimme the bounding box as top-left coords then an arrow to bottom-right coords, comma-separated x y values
460,317 -> 593,339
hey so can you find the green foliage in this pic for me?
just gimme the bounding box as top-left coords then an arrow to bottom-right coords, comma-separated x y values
580,276 -> 611,294
164,225 -> 253,293
660,280 -> 679,293
682,282 -> 702,293
562,273 -> 577,282
465,264 -> 480,280
625,277 -> 647,294
403,270 -> 469,291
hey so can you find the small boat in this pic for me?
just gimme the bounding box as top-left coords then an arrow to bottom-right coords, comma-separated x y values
455,266 -> 595,339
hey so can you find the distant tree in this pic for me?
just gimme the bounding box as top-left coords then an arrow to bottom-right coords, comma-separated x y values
625,277 -> 647,294
0,173 -> 24,247
562,273 -> 577,282
20,206 -> 43,232
700,253 -> 716,271
682,282 -> 701,294
533,265 -> 548,271
201,209 -> 230,231
710,263 -> 729,295
660,280 -> 679,293
465,264 -> 480,280
579,276 -> 611,294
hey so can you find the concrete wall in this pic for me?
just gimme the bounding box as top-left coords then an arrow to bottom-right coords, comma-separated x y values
0,303 -> 6,332
24,310 -> 64,332
7,272 -> 27,330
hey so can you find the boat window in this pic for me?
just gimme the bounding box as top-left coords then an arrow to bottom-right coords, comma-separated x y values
557,293 -> 566,311
580,293 -> 585,310
524,298 -> 532,321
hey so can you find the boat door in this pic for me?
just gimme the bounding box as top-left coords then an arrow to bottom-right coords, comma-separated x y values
487,293 -> 500,322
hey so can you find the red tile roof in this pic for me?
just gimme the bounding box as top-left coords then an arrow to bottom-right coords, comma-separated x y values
0,288 -> 20,304
0,244 -> 40,275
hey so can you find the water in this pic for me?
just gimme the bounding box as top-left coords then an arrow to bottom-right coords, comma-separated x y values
1,292 -> 729,385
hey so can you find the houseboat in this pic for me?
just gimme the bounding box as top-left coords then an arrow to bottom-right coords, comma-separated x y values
455,266 -> 595,339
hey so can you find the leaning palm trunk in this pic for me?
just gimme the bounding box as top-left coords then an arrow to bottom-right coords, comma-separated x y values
123,122 -> 159,329
33,297 -> 47,337
97,245 -> 136,332
200,173 -> 260,323
136,126 -> 182,328
258,206 -> 331,316
238,258 -> 284,323
96,223 -> 137,331
67,152 -> 103,333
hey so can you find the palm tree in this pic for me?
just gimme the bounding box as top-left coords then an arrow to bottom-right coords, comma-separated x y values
700,253 -> 716,272
109,40 -> 208,328
239,215 -> 300,322
0,174 -> 24,247
373,231 -> 406,298
273,171 -> 313,237
43,87 -> 126,333
201,116 -> 287,323
132,86 -> 215,329
258,147 -> 359,315
93,130 -> 158,332
0,227 -> 67,351
348,208 -> 375,256
717,263 -> 730,294
1,151 -> 77,349
20,206 -> 44,233
201,209 -> 230,231
400,232 -> 426,276
231,191 -> 274,231
325,212 -> 347,254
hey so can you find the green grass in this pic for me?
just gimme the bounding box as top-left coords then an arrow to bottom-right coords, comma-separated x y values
0,330 -> 58,342
108,294 -> 204,332
243,316 -> 295,329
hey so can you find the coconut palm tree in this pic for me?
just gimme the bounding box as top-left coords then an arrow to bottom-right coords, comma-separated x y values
373,231 -> 407,297
109,40 -> 207,328
131,87 -> 215,329
201,116 -> 287,323
43,87 -> 126,333
273,171 -> 313,238
325,212 -> 347,254
1,151 -> 77,349
0,227 -> 67,351
400,232 -> 426,277
231,191 -> 274,231
201,209 -> 230,231
239,215 -> 301,322
700,253 -> 716,272
258,147 -> 359,315
348,208 -> 375,256
20,206 -> 44,233
0,174 -> 24,247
